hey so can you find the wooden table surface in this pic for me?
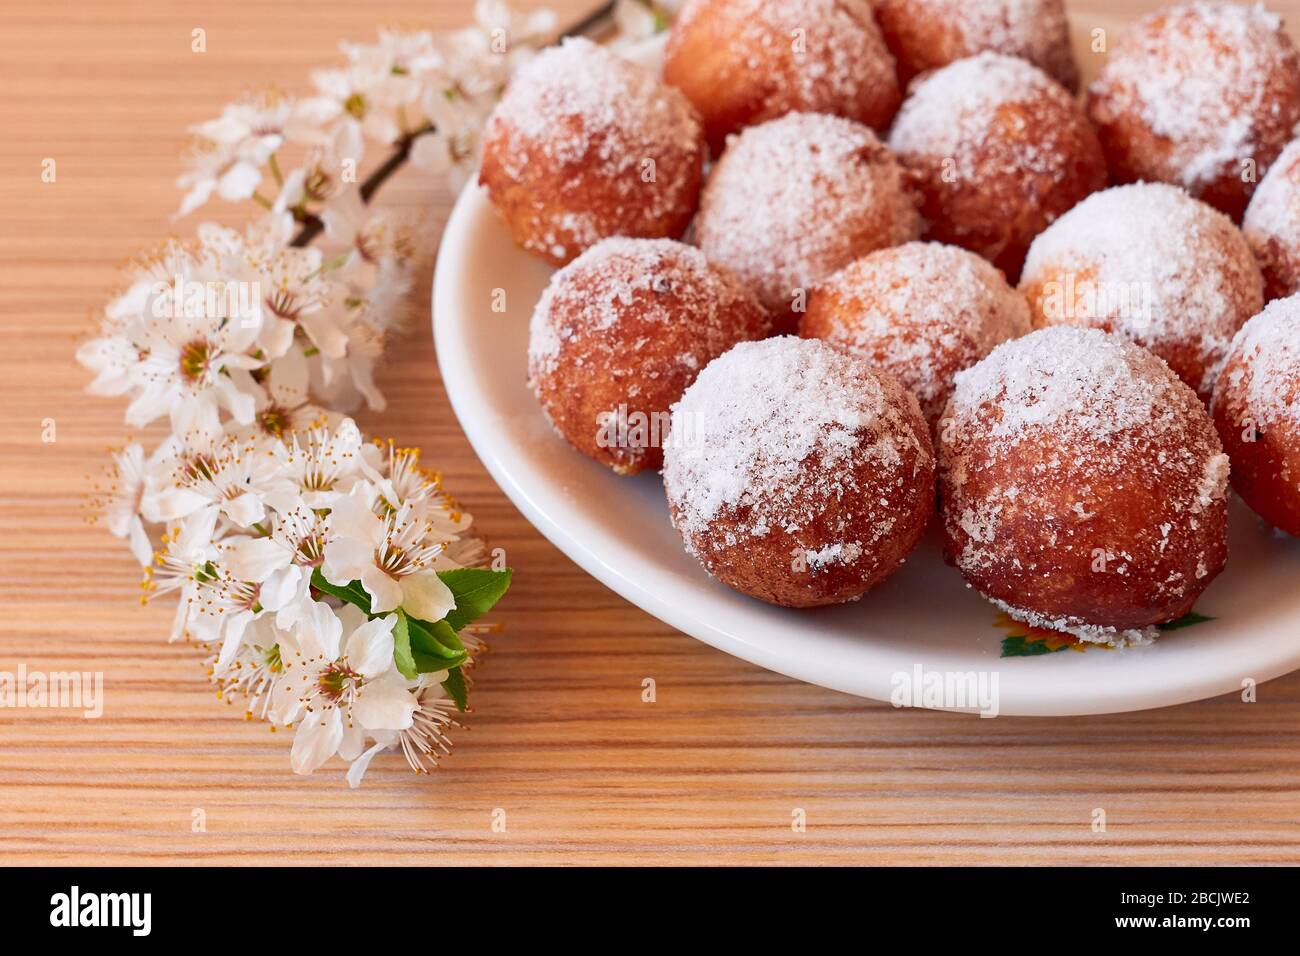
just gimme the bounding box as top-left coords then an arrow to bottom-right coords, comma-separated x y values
2,0 -> 1298,866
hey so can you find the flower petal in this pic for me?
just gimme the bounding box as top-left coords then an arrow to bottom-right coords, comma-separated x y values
290,709 -> 344,775
337,721 -> 367,762
287,596 -> 344,660
399,571 -> 456,624
353,672 -> 417,731
215,609 -> 253,675
345,741 -> 390,789
345,613 -> 396,678
217,160 -> 262,201
328,490 -> 382,544
126,518 -> 153,567
321,536 -> 373,586
258,565 -> 301,611
299,311 -> 350,360
147,487 -> 209,523
224,536 -> 288,582
359,565 -> 402,615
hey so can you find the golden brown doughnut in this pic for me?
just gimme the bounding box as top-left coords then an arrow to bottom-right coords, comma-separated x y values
695,112 -> 922,329
938,326 -> 1230,645
1211,296 -> 1300,537
876,0 -> 1078,90
1242,137 -> 1300,300
663,0 -> 901,154
480,38 -> 705,266
528,237 -> 769,475
663,336 -> 935,608
888,52 -> 1106,281
1087,1 -> 1300,220
800,241 -> 1031,431
1020,183 -> 1264,401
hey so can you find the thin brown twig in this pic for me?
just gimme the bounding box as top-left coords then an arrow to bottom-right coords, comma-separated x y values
289,128 -> 428,248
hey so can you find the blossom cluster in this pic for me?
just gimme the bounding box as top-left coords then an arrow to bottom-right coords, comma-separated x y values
73,0 -> 568,785
77,210 -> 509,783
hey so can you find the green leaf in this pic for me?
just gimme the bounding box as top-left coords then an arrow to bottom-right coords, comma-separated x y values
310,568 -> 508,703
1000,635 -> 1069,657
442,666 -> 468,712
1158,612 -> 1215,631
437,567 -> 512,631
406,615 -> 468,673
391,610 -> 419,680
309,568 -> 372,614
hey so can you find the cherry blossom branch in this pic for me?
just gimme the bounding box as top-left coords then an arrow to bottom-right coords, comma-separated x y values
289,126 -> 431,248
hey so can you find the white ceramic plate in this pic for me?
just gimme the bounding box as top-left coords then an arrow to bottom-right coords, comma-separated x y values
432,20 -> 1300,716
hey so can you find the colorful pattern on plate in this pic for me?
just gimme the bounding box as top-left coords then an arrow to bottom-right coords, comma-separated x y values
996,612 -> 1216,657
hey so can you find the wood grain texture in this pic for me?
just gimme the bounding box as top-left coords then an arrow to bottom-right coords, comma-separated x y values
2,0 -> 1299,866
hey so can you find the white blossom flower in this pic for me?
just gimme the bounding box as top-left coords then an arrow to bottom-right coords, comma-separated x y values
272,604 -> 417,774
78,242 -> 192,400
320,188 -> 416,272
144,507 -> 223,642
272,147 -> 350,217
270,500 -> 333,574
243,351 -> 330,441
86,244 -> 268,430
177,95 -> 336,217
77,332 -> 143,400
321,490 -> 457,622
184,535 -> 305,673
104,445 -> 155,566
272,420 -> 367,506
162,431 -> 297,528
345,679 -> 458,786
256,247 -> 350,361
309,319 -> 388,412
215,619 -> 287,720
177,148 -> 263,220
220,498 -> 339,660
97,442 -> 174,565
312,45 -> 420,154
342,28 -> 441,76
360,441 -> 438,510
361,442 -> 474,544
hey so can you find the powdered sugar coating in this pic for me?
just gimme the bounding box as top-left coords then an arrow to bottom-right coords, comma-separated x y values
950,326 -> 1212,446
1211,294 -> 1300,535
890,53 -> 1076,175
939,326 -> 1229,642
1020,182 -> 1264,400
1243,137 -> 1300,299
480,37 -> 705,265
1087,1 -> 1300,219
663,336 -> 934,607
1216,296 -> 1300,429
528,237 -> 769,474
876,0 -> 1078,89
887,52 -> 1106,279
695,112 -> 922,321
800,242 -> 1031,429
663,0 -> 901,152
